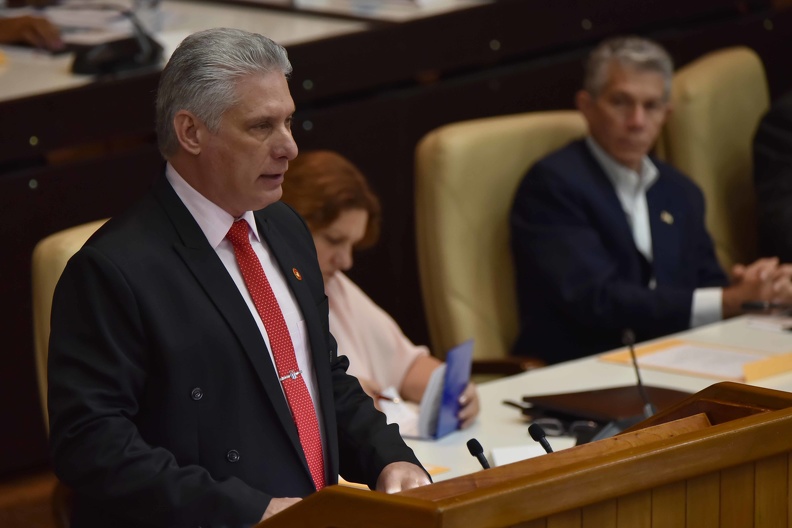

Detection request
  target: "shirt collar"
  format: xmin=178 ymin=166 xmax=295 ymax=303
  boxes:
xmin=165 ymin=163 xmax=261 ymax=248
xmin=585 ymin=136 xmax=659 ymax=195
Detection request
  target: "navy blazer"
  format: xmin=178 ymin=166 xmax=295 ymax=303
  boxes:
xmin=48 ymin=177 xmax=419 ymax=527
xmin=510 ymin=140 xmax=727 ymax=364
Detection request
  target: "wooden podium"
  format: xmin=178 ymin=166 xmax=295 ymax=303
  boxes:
xmin=256 ymin=382 xmax=792 ymax=527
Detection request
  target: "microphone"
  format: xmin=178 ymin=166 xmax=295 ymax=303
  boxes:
xmin=590 ymin=329 xmax=655 ymax=442
xmin=66 ymin=4 xmax=164 ymax=75
xmin=466 ymin=438 xmax=490 ymax=469
xmin=528 ymin=423 xmax=554 ymax=453
xmin=623 ymin=328 xmax=656 ymax=418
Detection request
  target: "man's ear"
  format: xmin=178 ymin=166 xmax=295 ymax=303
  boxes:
xmin=664 ymin=101 xmax=674 ymax=119
xmin=575 ymin=89 xmax=592 ymax=115
xmin=173 ymin=110 xmax=204 ymax=155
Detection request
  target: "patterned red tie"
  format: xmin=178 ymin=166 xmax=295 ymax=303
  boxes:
xmin=226 ymin=220 xmax=326 ymax=490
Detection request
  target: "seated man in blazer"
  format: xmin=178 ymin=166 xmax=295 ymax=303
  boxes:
xmin=47 ymin=28 xmax=429 ymax=527
xmin=510 ymin=36 xmax=792 ymax=364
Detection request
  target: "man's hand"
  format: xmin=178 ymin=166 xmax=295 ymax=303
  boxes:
xmin=0 ymin=16 xmax=64 ymax=51
xmin=375 ymin=461 xmax=431 ymax=494
xmin=724 ymin=257 xmax=790 ymax=318
xmin=260 ymin=497 xmax=301 ymax=521
xmin=768 ymin=263 xmax=792 ymax=302
xmin=457 ymin=382 xmax=480 ymax=429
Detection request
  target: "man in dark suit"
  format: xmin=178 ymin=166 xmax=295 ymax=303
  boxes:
xmin=754 ymin=91 xmax=792 ymax=263
xmin=48 ymin=28 xmax=429 ymax=527
xmin=510 ymin=36 xmax=792 ymax=364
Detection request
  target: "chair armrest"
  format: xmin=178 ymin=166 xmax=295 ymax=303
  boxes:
xmin=471 ymin=357 xmax=545 ymax=376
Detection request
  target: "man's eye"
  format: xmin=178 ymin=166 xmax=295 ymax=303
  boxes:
xmin=644 ymin=101 xmax=663 ymax=112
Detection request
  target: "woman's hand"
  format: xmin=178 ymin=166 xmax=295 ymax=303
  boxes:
xmin=457 ymin=382 xmax=480 ymax=429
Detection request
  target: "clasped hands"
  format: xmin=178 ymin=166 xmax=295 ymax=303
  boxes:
xmin=723 ymin=257 xmax=792 ymax=318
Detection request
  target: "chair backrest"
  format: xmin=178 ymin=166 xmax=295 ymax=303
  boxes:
xmin=661 ymin=46 xmax=769 ymax=271
xmin=415 ymin=111 xmax=587 ymax=360
xmin=32 ymin=219 xmax=108 ymax=432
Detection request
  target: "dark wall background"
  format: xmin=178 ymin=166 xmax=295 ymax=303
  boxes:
xmin=2 ymin=0 xmax=792 ymax=476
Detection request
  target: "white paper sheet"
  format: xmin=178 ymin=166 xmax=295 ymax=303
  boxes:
xmin=637 ymin=343 xmax=765 ymax=380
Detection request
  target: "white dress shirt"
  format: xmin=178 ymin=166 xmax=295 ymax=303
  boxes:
xmin=585 ymin=138 xmax=722 ymax=327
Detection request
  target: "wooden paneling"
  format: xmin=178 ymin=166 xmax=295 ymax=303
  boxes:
xmin=512 ymin=519 xmax=546 ymax=528
xmin=582 ymin=500 xmax=616 ymax=527
xmin=616 ymin=491 xmax=651 ymax=528
xmin=687 ymin=473 xmax=721 ymax=527
xmin=546 ymin=510 xmax=581 ymax=528
xmin=652 ymin=482 xmax=687 ymax=528
xmin=755 ymin=454 xmax=789 ymax=526
xmin=721 ymin=463 xmax=755 ymax=528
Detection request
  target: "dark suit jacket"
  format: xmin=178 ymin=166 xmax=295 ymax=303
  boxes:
xmin=754 ymin=91 xmax=792 ymax=263
xmin=510 ymin=140 xmax=727 ymax=364
xmin=48 ymin=177 xmax=420 ymax=527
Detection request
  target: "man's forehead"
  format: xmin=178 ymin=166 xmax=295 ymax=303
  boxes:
xmin=600 ymin=65 xmax=666 ymax=96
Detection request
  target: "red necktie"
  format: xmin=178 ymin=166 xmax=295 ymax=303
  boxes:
xmin=226 ymin=220 xmax=326 ymax=490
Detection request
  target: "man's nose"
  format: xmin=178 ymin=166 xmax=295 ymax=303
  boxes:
xmin=274 ymin=129 xmax=298 ymax=160
xmin=626 ymin=104 xmax=647 ymax=127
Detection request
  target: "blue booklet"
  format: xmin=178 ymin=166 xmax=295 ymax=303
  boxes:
xmin=432 ymin=339 xmax=474 ymax=438
xmin=379 ymin=339 xmax=473 ymax=439
xmin=412 ymin=339 xmax=473 ymax=439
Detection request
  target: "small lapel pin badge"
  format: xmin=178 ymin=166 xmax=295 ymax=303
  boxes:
xmin=660 ymin=211 xmax=674 ymax=225
xmin=292 ymin=268 xmax=302 ymax=281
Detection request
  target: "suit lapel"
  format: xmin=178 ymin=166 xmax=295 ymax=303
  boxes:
xmin=153 ymin=179 xmax=306 ymax=469
xmin=647 ymin=175 xmax=682 ymax=283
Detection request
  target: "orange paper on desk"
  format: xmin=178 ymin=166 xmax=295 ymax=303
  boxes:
xmin=600 ymin=338 xmax=792 ymax=381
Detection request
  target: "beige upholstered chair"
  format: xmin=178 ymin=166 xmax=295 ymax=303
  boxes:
xmin=661 ymin=46 xmax=769 ymax=272
xmin=415 ymin=111 xmax=587 ymax=372
xmin=32 ymin=219 xmax=108 ymax=433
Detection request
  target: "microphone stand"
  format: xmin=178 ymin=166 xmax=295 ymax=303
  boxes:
xmin=590 ymin=329 xmax=656 ymax=442
xmin=65 ymin=3 xmax=164 ymax=75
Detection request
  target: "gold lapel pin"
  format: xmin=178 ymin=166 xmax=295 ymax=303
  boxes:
xmin=292 ymin=268 xmax=302 ymax=281
xmin=661 ymin=211 xmax=674 ymax=225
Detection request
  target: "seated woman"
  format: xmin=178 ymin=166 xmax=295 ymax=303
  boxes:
xmin=282 ymin=150 xmax=479 ymax=429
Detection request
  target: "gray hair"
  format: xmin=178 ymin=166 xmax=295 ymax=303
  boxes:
xmin=156 ymin=28 xmax=292 ymax=158
xmin=583 ymin=36 xmax=674 ymax=100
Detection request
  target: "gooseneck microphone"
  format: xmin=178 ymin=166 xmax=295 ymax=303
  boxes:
xmin=466 ymin=438 xmax=491 ymax=469
xmin=590 ymin=329 xmax=657 ymax=442
xmin=623 ymin=328 xmax=656 ymax=418
xmin=64 ymin=3 xmax=164 ymax=75
xmin=528 ymin=423 xmax=554 ymax=453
